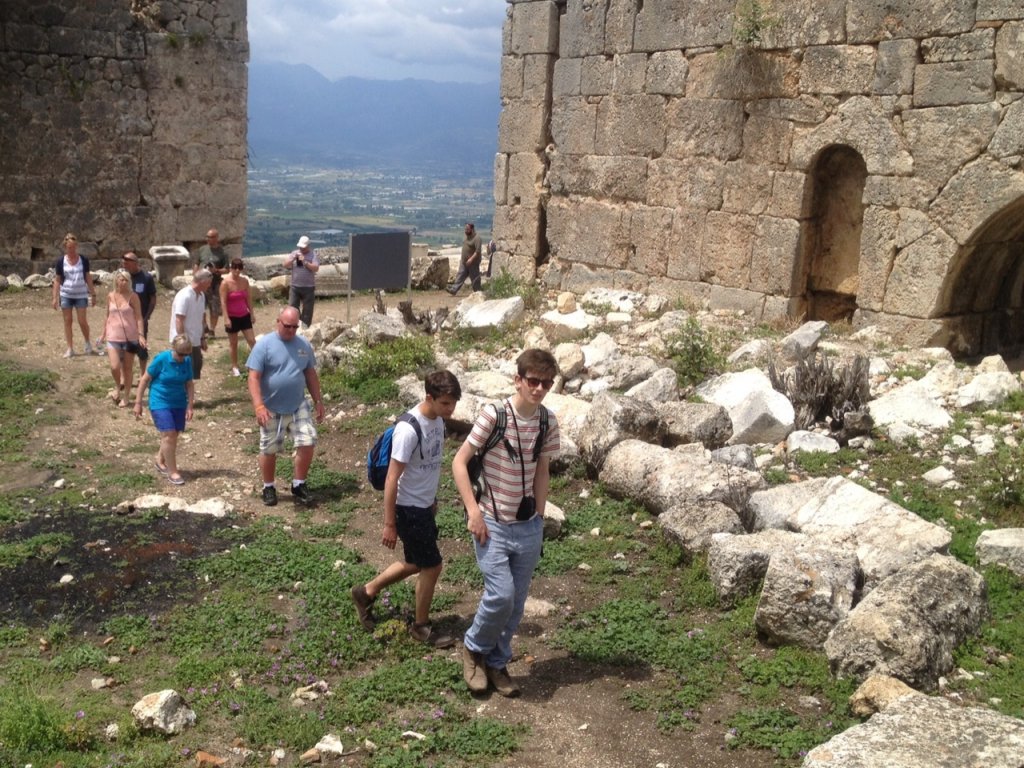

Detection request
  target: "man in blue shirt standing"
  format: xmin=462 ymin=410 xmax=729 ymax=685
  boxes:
xmin=246 ymin=306 xmax=326 ymax=506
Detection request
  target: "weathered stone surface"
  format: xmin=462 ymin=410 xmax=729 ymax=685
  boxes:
xmin=800 ymin=45 xmax=876 ymax=95
xmin=786 ymin=430 xmax=841 ymax=455
xmin=665 ymin=98 xmax=744 ymax=160
xmin=659 ymin=498 xmax=744 ymax=555
xmin=633 ymin=0 xmax=733 ymax=50
xmin=624 ymin=367 xmax=679 ymax=403
xmin=873 ymin=39 xmax=918 ymax=94
xmin=825 ymin=554 xmax=987 ymax=690
xmin=780 ymin=320 xmax=829 ymax=364
xmin=903 ymin=103 xmax=1001 ymax=198
xmin=913 ymin=60 xmax=995 ymax=107
xmin=921 ymin=29 xmax=995 ymax=63
xmin=791 ymin=97 xmax=912 ymax=175
xmin=509 ymin=0 xmax=558 ymax=55
xmin=848 ymin=674 xmax=920 ymax=717
xmin=707 ymin=530 xmax=810 ymax=605
xmin=804 ymin=693 xmax=1024 ymax=767
xmin=755 ymin=546 xmax=860 ymax=648
xmin=847 ymin=0 xmax=975 ymax=43
xmin=658 ymin=401 xmax=733 ymax=449
xmin=976 ymin=528 xmax=1024 ymax=577
xmin=696 ymin=368 xmax=795 ymax=445
xmin=646 ymin=49 xmax=688 ymax=95
xmin=579 ymin=392 xmax=666 ymax=469
xmin=601 ymin=439 xmax=765 ymax=516
xmin=995 ymin=21 xmax=1024 ymax=89
xmin=131 ymin=690 xmax=196 ymax=735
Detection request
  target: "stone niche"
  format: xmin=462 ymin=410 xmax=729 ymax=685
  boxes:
xmin=0 ymin=0 xmax=248 ymax=275
xmin=495 ymin=0 xmax=1024 ymax=357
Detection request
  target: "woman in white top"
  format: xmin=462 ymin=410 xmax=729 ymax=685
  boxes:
xmin=50 ymin=233 xmax=98 ymax=358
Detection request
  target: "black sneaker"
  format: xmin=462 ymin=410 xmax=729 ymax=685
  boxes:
xmin=291 ymin=482 xmax=314 ymax=505
xmin=261 ymin=486 xmax=278 ymax=506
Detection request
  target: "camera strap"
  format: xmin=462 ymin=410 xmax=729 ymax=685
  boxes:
xmin=506 ymin=403 xmax=528 ymax=501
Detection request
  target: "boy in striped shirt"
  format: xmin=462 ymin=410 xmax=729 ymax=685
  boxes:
xmin=453 ymin=349 xmax=560 ymax=697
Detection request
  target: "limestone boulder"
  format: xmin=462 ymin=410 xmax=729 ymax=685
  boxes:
xmin=624 ymin=367 xmax=679 ymax=403
xmin=578 ymin=392 xmax=666 ymax=470
xmin=803 ymin=692 xmax=1024 ymax=768
xmin=696 ymin=368 xmax=795 ymax=445
xmin=554 ymin=342 xmax=585 ymax=378
xmin=131 ymin=690 xmax=196 ymax=735
xmin=848 ymin=674 xmax=919 ymax=717
xmin=357 ymin=312 xmax=409 ymax=345
xmin=601 ymin=439 xmax=765 ymax=517
xmin=658 ymin=401 xmax=733 ymax=449
xmin=539 ymin=307 xmax=596 ymax=341
xmin=707 ymin=530 xmax=810 ymax=605
xmin=976 ymin=528 xmax=1024 ymax=577
xmin=754 ymin=545 xmax=861 ymax=649
xmin=658 ymin=499 xmax=744 ymax=555
xmin=459 ymin=297 xmax=527 ymax=336
xmin=824 ymin=554 xmax=988 ymax=690
xmin=955 ymin=371 xmax=1021 ymax=409
xmin=779 ymin=320 xmax=829 ymax=364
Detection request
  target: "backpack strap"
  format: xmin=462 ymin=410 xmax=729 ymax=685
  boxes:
xmin=396 ymin=412 xmax=424 ymax=460
xmin=477 ymin=402 xmax=507 ymax=461
xmin=531 ymin=405 xmax=549 ymax=462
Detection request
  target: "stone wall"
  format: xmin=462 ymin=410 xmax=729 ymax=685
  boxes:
xmin=0 ymin=0 xmax=248 ymax=273
xmin=494 ymin=0 xmax=1024 ymax=355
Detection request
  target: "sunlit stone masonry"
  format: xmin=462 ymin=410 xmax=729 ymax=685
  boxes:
xmin=493 ymin=0 xmax=1024 ymax=356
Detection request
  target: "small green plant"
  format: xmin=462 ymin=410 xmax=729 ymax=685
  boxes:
xmin=664 ymin=316 xmax=725 ymax=388
xmin=322 ymin=336 xmax=434 ymax=403
xmin=166 ymin=31 xmax=181 ymax=48
xmin=485 ymin=268 xmax=541 ymax=310
xmin=733 ymin=0 xmax=779 ymax=48
xmin=188 ymin=31 xmax=207 ymax=47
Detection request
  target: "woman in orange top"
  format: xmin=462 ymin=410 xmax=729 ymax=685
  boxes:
xmin=104 ymin=269 xmax=147 ymax=407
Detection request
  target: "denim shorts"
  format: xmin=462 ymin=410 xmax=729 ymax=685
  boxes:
xmin=107 ymin=341 xmax=134 ymax=353
xmin=395 ymin=504 xmax=442 ymax=569
xmin=151 ymin=408 xmax=187 ymax=432
xmin=59 ymin=296 xmax=88 ymax=309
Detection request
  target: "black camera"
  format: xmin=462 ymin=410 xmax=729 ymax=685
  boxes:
xmin=516 ymin=496 xmax=536 ymax=521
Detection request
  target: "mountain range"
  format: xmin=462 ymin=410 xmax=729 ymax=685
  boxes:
xmin=247 ymin=61 xmax=501 ymax=174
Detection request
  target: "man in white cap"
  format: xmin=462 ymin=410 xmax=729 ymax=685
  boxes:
xmin=285 ymin=235 xmax=320 ymax=327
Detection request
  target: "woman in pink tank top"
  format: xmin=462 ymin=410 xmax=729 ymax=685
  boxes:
xmin=104 ymin=269 xmax=146 ymax=407
xmin=219 ymin=258 xmax=257 ymax=377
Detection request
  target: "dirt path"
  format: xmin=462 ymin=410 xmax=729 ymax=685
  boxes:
xmin=0 ymin=283 xmax=778 ymax=768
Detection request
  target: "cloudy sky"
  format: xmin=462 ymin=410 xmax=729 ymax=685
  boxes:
xmin=248 ymin=0 xmax=507 ymax=83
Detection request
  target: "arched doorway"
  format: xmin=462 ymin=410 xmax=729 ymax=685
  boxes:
xmin=937 ymin=196 xmax=1024 ymax=358
xmin=801 ymin=145 xmax=868 ymax=322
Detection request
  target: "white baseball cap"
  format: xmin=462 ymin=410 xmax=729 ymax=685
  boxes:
xmin=296 ymin=236 xmax=311 ymax=248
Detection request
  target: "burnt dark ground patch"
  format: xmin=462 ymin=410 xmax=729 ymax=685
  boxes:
xmin=0 ymin=507 xmax=238 ymax=632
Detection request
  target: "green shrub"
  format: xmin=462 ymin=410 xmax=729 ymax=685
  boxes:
xmin=664 ymin=317 xmax=725 ymax=388
xmin=323 ymin=336 xmax=434 ymax=403
xmin=485 ymin=268 xmax=541 ymax=310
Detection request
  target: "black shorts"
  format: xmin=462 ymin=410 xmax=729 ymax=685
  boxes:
xmin=226 ymin=313 xmax=253 ymax=333
xmin=395 ymin=504 xmax=442 ymax=569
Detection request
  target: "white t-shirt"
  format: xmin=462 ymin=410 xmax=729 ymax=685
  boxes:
xmin=391 ymin=407 xmax=444 ymax=508
xmin=169 ymin=285 xmax=206 ymax=345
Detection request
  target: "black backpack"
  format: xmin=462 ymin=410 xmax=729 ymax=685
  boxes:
xmin=467 ymin=402 xmax=549 ymax=502
xmin=366 ymin=413 xmax=423 ymax=491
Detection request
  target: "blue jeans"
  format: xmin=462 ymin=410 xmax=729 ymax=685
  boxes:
xmin=464 ymin=514 xmax=543 ymax=669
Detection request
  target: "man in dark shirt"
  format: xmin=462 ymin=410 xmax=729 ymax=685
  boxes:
xmin=121 ymin=251 xmax=157 ymax=374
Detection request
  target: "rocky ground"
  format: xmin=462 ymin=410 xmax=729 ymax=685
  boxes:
xmin=0 ymin=283 xmax=783 ymax=768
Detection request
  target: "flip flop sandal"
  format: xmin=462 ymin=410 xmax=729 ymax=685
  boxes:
xmin=154 ymin=462 xmax=169 ymax=475
xmin=167 ymin=475 xmax=185 ymax=486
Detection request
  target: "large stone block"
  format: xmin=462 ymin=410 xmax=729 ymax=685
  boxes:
xmin=546 ymin=198 xmax=631 ymax=269
xmin=550 ymin=96 xmax=597 ymax=154
xmin=979 ymin=0 xmax=1024 ymax=20
xmin=882 ymin=229 xmax=957 ymax=318
xmin=873 ymin=39 xmax=918 ymax=95
xmin=742 ymin=115 xmax=793 ymax=167
xmin=666 ymin=204 xmax=706 ymax=282
xmin=750 ymin=216 xmax=800 ymax=296
xmin=688 ymin=50 xmax=798 ymax=100
xmin=913 ymin=60 xmax=995 ymax=107
xmin=510 ymin=0 xmax=559 ymax=55
xmin=522 ymin=54 xmax=555 ymax=101
xmin=614 ymin=53 xmax=648 ymax=94
xmin=493 ymin=153 xmax=509 ymax=206
xmin=722 ymin=162 xmax=773 ymax=216
xmin=847 ymin=0 xmax=975 ymax=43
xmin=595 ymin=95 xmax=667 ymax=156
xmin=552 ymin=57 xmax=581 ymax=97
xmin=990 ymin=99 xmax=1024 ymax=159
xmin=559 ymin=0 xmax=606 ymax=57
xmin=581 ymin=55 xmax=614 ymax=95
xmin=800 ymin=45 xmax=876 ymax=95
xmin=701 ymin=212 xmax=755 ymax=288
xmin=995 ymin=21 xmax=1024 ymax=89
xmin=646 ymin=50 xmax=688 ymax=95
xmin=548 ymin=154 xmax=648 ymax=201
xmin=921 ymin=29 xmax=995 ymax=63
xmin=903 ymin=103 xmax=1001 ymax=198
xmin=791 ymin=96 xmax=912 ymax=176
xmin=633 ymin=0 xmax=733 ymax=50
xmin=664 ymin=98 xmax=744 ymax=160
xmin=857 ymin=206 xmax=899 ymax=312
xmin=499 ymin=99 xmax=550 ymax=153
xmin=930 ymin=157 xmax=1024 ymax=245
xmin=752 ymin=0 xmax=845 ymax=48
xmin=628 ymin=206 xmax=673 ymax=278
xmin=767 ymin=171 xmax=808 ymax=219
xmin=493 ymin=203 xmax=543 ymax=258
xmin=648 ymin=157 xmax=724 ymax=210
xmin=506 ymin=152 xmax=546 ymax=206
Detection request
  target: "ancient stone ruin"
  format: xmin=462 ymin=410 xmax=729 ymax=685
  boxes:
xmin=0 ymin=0 xmax=248 ymax=272
xmin=493 ymin=0 xmax=1024 ymax=357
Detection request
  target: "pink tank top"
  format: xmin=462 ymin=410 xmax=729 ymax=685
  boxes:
xmin=226 ymin=289 xmax=249 ymax=318
xmin=105 ymin=298 xmax=139 ymax=342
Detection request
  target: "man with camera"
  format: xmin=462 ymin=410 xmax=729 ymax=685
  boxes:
xmin=285 ymin=235 xmax=320 ymax=328
xmin=194 ymin=228 xmax=228 ymax=337
xmin=452 ymin=348 xmax=561 ymax=697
